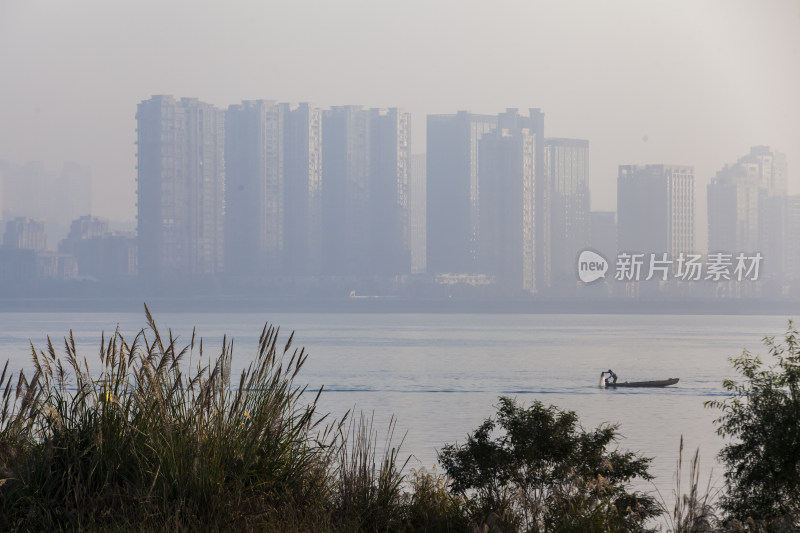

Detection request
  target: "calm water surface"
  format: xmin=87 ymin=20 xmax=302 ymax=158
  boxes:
xmin=0 ymin=311 xmax=791 ymax=500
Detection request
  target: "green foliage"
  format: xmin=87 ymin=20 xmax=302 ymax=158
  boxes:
xmin=403 ymin=467 xmax=471 ymax=532
xmin=333 ymin=412 xmax=409 ymax=531
xmin=0 ymin=307 xmax=347 ymax=530
xmin=706 ymin=321 xmax=800 ymax=527
xmin=0 ymin=306 xmax=479 ymax=531
xmin=438 ymin=396 xmax=660 ymax=532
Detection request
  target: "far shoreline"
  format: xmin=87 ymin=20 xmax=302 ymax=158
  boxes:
xmin=0 ymin=296 xmax=798 ymax=316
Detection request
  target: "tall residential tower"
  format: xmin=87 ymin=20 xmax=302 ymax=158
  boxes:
xmin=617 ymin=164 xmax=695 ymax=257
xmin=136 ymin=95 xmax=225 ymax=279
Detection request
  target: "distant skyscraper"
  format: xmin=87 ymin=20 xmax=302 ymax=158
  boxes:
xmin=478 ymin=126 xmax=536 ymax=294
xmin=408 ymin=154 xmax=426 ymax=274
xmin=707 ymin=164 xmax=759 ymax=253
xmin=59 ymin=215 xmax=109 ymax=254
xmin=3 ymin=217 xmax=47 ymax=250
xmin=617 ymin=165 xmax=695 ymax=257
xmin=426 ymin=111 xmax=497 ymax=274
xmin=740 ymin=145 xmax=788 ymax=198
xmin=136 ymin=95 xmax=225 ymax=279
xmin=283 ymin=103 xmax=323 ymax=275
xmin=760 ymin=194 xmax=786 ymax=279
xmin=369 ymin=108 xmax=410 ymax=275
xmin=546 ymin=138 xmax=590 ymax=285
xmin=750 ymin=147 xmax=789 ymax=280
xmin=225 ymin=100 xmax=285 ymax=276
xmin=497 ymin=109 xmax=548 ymax=289
xmin=321 ymin=106 xmax=411 ymax=276
xmin=708 ymin=146 xmax=789 ymax=281
xmin=322 ymin=106 xmax=371 ymax=275
xmin=60 ymin=216 xmax=137 ymax=281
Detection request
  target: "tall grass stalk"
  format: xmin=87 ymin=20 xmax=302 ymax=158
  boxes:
xmin=657 ymin=436 xmax=719 ymax=533
xmin=0 ymin=305 xmax=341 ymax=530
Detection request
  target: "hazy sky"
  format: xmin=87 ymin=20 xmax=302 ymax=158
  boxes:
xmin=1 ymin=0 xmax=799 ymax=243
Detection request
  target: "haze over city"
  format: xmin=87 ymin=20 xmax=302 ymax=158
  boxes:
xmin=2 ymin=0 xmax=799 ymax=232
xmin=0 ymin=0 xmax=799 ymax=308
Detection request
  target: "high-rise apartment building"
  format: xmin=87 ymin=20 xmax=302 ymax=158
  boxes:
xmin=426 ymin=111 xmax=497 ymax=274
xmin=3 ymin=217 xmax=47 ymax=250
xmin=426 ymin=108 xmax=548 ymax=291
xmin=477 ymin=126 xmax=537 ymax=294
xmin=321 ymin=106 xmax=411 ymax=276
xmin=136 ymin=95 xmax=225 ymax=279
xmin=708 ymin=146 xmax=789 ymax=281
xmin=741 ymin=145 xmax=788 ymax=198
xmin=617 ymin=165 xmax=695 ymax=257
xmin=283 ymin=103 xmax=323 ymax=275
xmin=497 ymin=109 xmax=548 ymax=289
xmin=369 ymin=108 xmax=410 ymax=275
xmin=322 ymin=106 xmax=372 ymax=275
xmin=546 ymin=138 xmax=590 ymax=285
xmin=408 ymin=154 xmax=426 ymax=274
xmin=60 ymin=215 xmax=137 ymax=281
xmin=707 ymin=164 xmax=759 ymax=253
xmin=225 ymin=100 xmax=284 ymax=276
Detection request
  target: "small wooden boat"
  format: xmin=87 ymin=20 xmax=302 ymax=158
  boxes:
xmin=608 ymin=378 xmax=679 ymax=388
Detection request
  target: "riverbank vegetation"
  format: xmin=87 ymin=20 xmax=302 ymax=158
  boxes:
xmin=1 ymin=309 xmax=798 ymax=531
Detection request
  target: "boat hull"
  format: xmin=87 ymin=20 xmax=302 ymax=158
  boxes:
xmin=609 ymin=378 xmax=679 ymax=388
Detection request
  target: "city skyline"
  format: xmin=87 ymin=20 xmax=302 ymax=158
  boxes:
xmin=2 ymin=1 xmax=798 ymax=255
xmin=1 ymin=94 xmax=794 ymax=259
xmin=0 ymin=94 xmax=796 ymax=301
xmin=2 ymin=97 xmax=794 ymax=277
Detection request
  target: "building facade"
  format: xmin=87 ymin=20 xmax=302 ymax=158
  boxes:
xmin=322 ymin=106 xmax=372 ymax=276
xmin=477 ymin=126 xmax=537 ymax=294
xmin=408 ymin=154 xmax=426 ymax=274
xmin=283 ymin=103 xmax=323 ymax=276
xmin=426 ymin=111 xmax=497 ymax=274
xmin=708 ymin=146 xmax=789 ymax=282
xmin=707 ymin=165 xmax=759 ymax=253
xmin=617 ymin=164 xmax=695 ymax=257
xmin=3 ymin=217 xmax=47 ymax=250
xmin=225 ymin=100 xmax=284 ymax=276
xmin=546 ymin=138 xmax=590 ymax=286
xmin=369 ymin=108 xmax=410 ymax=275
xmin=137 ymin=95 xmax=225 ymax=279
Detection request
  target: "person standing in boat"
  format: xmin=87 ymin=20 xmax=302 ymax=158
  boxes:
xmin=601 ymin=369 xmax=618 ymax=386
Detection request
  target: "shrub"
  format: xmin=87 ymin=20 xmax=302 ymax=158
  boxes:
xmin=438 ymin=396 xmax=660 ymax=532
xmin=706 ymin=321 xmax=800 ymax=528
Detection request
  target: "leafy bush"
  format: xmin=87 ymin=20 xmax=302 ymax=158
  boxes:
xmin=438 ymin=397 xmax=660 ymax=532
xmin=706 ymin=321 xmax=800 ymax=528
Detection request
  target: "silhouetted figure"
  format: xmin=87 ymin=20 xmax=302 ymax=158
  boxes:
xmin=600 ymin=369 xmax=618 ymax=386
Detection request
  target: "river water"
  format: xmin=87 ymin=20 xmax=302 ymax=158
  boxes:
xmin=0 ymin=310 xmax=791 ymax=502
